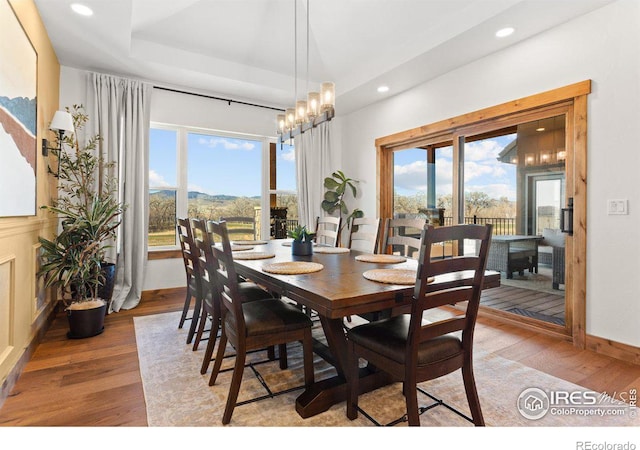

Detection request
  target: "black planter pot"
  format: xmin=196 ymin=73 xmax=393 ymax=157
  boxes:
xmin=66 ymin=301 xmax=107 ymax=339
xmin=99 ymin=262 xmax=116 ymax=313
xmin=71 ymin=262 xmax=116 ymax=315
xmin=291 ymin=241 xmax=313 ymax=256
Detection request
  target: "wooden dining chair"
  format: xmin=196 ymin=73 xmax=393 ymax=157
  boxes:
xmin=348 ymin=217 xmax=381 ymax=254
xmin=315 ymin=216 xmax=342 ymax=247
xmin=177 ymin=217 xmax=203 ymax=345
xmin=208 ymin=220 xmax=315 ymax=424
xmin=381 ymin=217 xmax=426 ymax=258
xmin=220 ymin=216 xmax=256 ymax=241
xmin=346 ymin=224 xmax=493 ymax=426
xmin=191 ymin=219 xmax=272 ymax=373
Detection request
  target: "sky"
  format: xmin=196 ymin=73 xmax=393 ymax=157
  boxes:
xmin=393 ymin=134 xmax=518 ymax=201
xmin=149 ymin=129 xmax=296 ymax=197
xmin=150 ymin=129 xmax=557 ymax=209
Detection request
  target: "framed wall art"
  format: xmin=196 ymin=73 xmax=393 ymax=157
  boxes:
xmin=0 ymin=0 xmax=38 ymax=217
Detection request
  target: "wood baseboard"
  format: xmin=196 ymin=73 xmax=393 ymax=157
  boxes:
xmin=465 ymin=306 xmax=640 ymax=365
xmin=477 ymin=305 xmax=571 ymax=341
xmin=586 ymin=334 xmax=640 ymax=365
xmin=0 ymin=304 xmax=59 ymax=408
xmin=141 ymin=286 xmax=186 ymax=300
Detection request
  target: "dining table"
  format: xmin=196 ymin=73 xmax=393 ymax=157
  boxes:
xmin=231 ymin=239 xmax=501 ymax=419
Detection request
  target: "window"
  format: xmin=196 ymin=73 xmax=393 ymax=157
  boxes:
xmin=269 ymin=142 xmax=299 ymax=237
xmin=186 ymin=132 xmax=262 ymax=224
xmin=393 ymin=145 xmax=453 ymax=224
xmin=148 ymin=125 xmax=275 ymax=248
xmin=148 ymin=127 xmax=178 ymax=247
xmin=462 ymin=131 xmax=518 ymax=235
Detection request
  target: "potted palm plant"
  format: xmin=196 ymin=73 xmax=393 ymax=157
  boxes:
xmin=321 ymin=170 xmax=364 ymax=239
xmin=38 ymin=105 xmax=124 ymax=339
xmin=287 ymin=224 xmax=315 ymax=256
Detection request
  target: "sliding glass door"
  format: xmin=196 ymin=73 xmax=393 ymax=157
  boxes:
xmin=458 ymin=115 xmax=567 ymax=326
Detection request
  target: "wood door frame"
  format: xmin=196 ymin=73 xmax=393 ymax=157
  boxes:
xmin=376 ymin=80 xmax=590 ymax=348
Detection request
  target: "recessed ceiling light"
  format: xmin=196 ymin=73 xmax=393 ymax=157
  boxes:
xmin=71 ymin=3 xmax=94 ymax=16
xmin=495 ymin=27 xmax=514 ymax=38
xmin=536 ymin=127 xmax=545 ymax=132
xmin=377 ymin=85 xmax=389 ymax=93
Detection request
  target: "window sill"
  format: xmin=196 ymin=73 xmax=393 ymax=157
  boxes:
xmin=148 ymin=249 xmax=181 ymax=260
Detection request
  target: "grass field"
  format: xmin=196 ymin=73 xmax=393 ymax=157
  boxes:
xmin=149 ymin=223 xmax=257 ymax=248
xmin=149 ymin=230 xmax=176 ymax=247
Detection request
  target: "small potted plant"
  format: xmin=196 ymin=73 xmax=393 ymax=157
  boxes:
xmin=288 ymin=225 xmax=315 ymax=256
xmin=38 ymin=105 xmax=124 ymax=338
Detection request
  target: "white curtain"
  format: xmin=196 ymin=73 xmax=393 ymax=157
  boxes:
xmin=87 ymin=72 xmax=152 ymax=312
xmin=294 ymin=121 xmax=334 ymax=230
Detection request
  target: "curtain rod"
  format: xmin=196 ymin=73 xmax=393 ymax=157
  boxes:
xmin=153 ymin=86 xmax=285 ymax=112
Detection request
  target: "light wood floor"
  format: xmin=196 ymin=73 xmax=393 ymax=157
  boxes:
xmin=1 ymin=287 xmax=639 ymax=426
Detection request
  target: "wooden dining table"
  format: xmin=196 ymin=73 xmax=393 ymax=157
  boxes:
xmin=231 ymin=239 xmax=500 ymax=419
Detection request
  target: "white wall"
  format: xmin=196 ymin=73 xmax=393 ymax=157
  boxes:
xmin=340 ymin=0 xmax=640 ymax=346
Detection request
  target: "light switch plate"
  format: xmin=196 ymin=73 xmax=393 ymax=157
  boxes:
xmin=607 ymin=199 xmax=628 ymax=215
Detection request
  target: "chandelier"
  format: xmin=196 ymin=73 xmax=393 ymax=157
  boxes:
xmin=277 ymin=0 xmax=335 ymax=144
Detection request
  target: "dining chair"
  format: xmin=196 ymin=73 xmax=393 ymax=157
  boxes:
xmin=315 ymin=215 xmax=342 ymax=247
xmin=207 ymin=220 xmax=315 ymax=424
xmin=220 ymin=216 xmax=256 ymax=241
xmin=346 ymin=224 xmax=493 ymax=426
xmin=191 ymin=219 xmax=272 ymax=373
xmin=177 ymin=217 xmax=203 ymax=345
xmin=348 ymin=217 xmax=381 ymax=254
xmin=381 ymin=217 xmax=426 ymax=258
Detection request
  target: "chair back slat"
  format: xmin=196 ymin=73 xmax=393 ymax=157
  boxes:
xmin=220 ymin=216 xmax=256 ymax=241
xmin=192 ymin=219 xmax=219 ymax=311
xmin=382 ymin=217 xmax=426 ymax=258
xmin=348 ymin=217 xmax=381 ymax=253
xmin=315 ymin=216 xmax=342 ymax=247
xmin=418 ymin=317 xmax=468 ymax=342
xmin=177 ymin=217 xmax=199 ymax=280
xmin=427 ymin=256 xmax=483 ymax=277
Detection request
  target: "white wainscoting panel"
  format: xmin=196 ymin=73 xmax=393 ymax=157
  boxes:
xmin=0 ymin=255 xmax=15 ymax=365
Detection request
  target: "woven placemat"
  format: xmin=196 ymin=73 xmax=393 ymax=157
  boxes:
xmin=233 ymin=240 xmax=268 ymax=245
xmin=231 ymin=245 xmax=253 ymax=251
xmin=313 ymin=247 xmax=350 ymax=254
xmin=363 ymin=269 xmax=417 ymax=285
xmin=214 ymin=244 xmax=254 ymax=251
xmin=355 ymin=254 xmax=407 ymax=264
xmin=232 ymin=252 xmax=276 ymax=260
xmin=262 ymin=261 xmax=324 ymax=275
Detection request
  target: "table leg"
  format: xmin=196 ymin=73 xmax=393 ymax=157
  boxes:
xmin=294 ymin=316 xmax=393 ymax=419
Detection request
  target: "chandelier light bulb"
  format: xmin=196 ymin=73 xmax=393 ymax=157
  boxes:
xmin=277 ymin=114 xmax=286 ymax=134
xmin=285 ymin=108 xmax=296 ymax=130
xmin=307 ymin=92 xmax=320 ymax=118
xmin=295 ymin=100 xmax=308 ymax=125
xmin=321 ymin=82 xmax=335 ymax=112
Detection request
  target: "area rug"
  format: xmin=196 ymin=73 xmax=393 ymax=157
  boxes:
xmin=134 ymin=311 xmax=639 ymax=427
xmin=500 ymin=266 xmax=563 ymax=295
